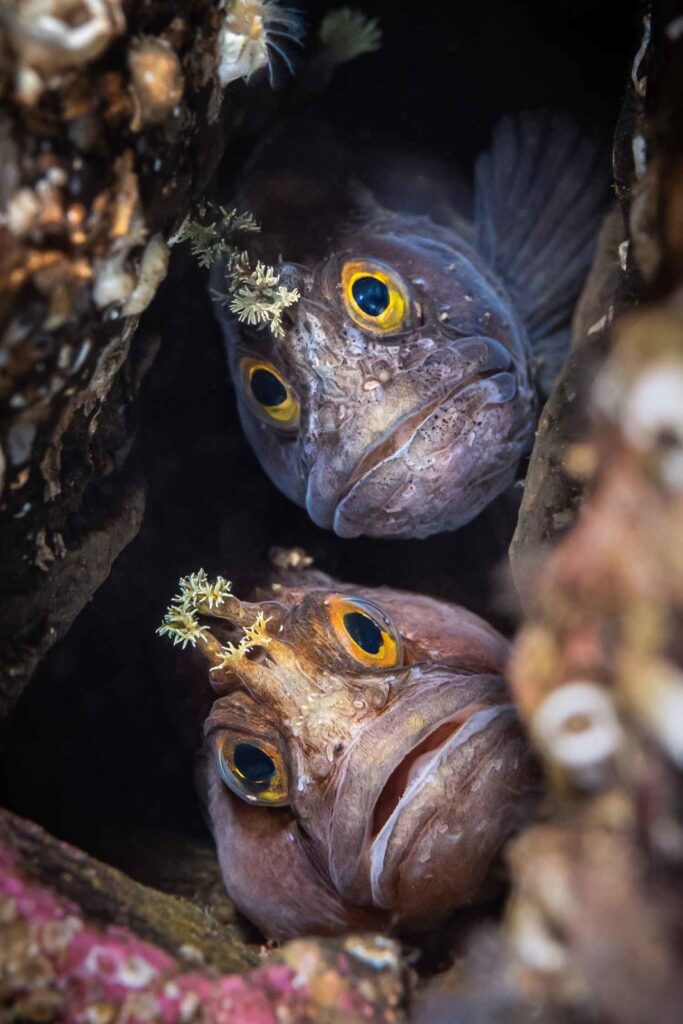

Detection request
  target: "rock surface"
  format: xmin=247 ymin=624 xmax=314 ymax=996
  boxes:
xmin=0 ymin=0 xmax=236 ymax=717
xmin=0 ymin=811 xmax=407 ymax=1023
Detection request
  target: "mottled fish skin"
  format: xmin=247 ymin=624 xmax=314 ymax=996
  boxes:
xmin=213 ymin=126 xmax=535 ymax=538
xmin=212 ymin=117 xmax=604 ymax=538
xmin=188 ymin=568 xmax=535 ymax=940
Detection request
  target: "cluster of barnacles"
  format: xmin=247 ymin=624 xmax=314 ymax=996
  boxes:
xmin=175 ymin=203 xmax=300 ymax=338
xmin=156 ymin=570 xmax=271 ymax=667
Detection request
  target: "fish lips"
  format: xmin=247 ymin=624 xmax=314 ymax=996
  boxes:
xmin=325 ymin=671 xmax=527 ymax=917
xmin=367 ymin=704 xmax=529 ymax=928
xmin=305 ymin=337 xmax=529 ymax=539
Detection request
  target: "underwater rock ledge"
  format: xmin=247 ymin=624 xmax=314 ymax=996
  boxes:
xmin=0 ymin=809 xmax=407 ymax=1023
xmin=0 ymin=0 xmax=241 ymax=718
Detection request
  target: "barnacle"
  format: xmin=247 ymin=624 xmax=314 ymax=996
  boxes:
xmin=216 ymin=0 xmax=305 ymax=87
xmin=128 ymin=36 xmax=184 ymax=130
xmin=319 ymin=7 xmax=382 ymax=65
xmin=9 ymin=0 xmax=125 ymax=102
xmin=532 ymin=681 xmax=623 ymax=778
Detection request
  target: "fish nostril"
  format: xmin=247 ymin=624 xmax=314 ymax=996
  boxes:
xmin=278 ymin=264 xmax=303 ymax=290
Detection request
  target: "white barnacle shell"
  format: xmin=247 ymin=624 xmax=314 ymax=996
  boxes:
xmin=511 ymin=902 xmax=568 ymax=974
xmin=11 ymin=0 xmax=125 ymax=77
xmin=623 ymin=660 xmax=683 ymax=767
xmin=623 ymin=362 xmax=683 ymax=490
xmin=532 ymin=681 xmax=623 ymax=777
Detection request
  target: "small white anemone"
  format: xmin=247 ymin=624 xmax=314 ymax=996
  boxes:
xmin=217 ymin=0 xmax=304 ymax=87
xmin=532 ymin=681 xmax=623 ymax=775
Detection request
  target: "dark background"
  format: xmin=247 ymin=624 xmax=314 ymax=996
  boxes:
xmin=0 ymin=0 xmax=639 ymax=874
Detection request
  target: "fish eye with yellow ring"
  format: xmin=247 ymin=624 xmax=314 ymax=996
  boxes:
xmin=341 ymin=260 xmax=410 ymax=335
xmin=215 ymin=733 xmax=289 ymax=806
xmin=240 ymin=357 xmax=300 ymax=429
xmin=325 ymin=594 xmax=403 ymax=669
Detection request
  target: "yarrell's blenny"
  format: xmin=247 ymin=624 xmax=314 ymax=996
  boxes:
xmin=212 ymin=112 xmax=606 ymax=538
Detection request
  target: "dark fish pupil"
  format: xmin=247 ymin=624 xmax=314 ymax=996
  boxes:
xmin=352 ymin=276 xmax=390 ymax=317
xmin=251 ymin=368 xmax=287 ymax=407
xmin=234 ymin=742 xmax=276 ymax=785
xmin=344 ymin=611 xmax=383 ymax=654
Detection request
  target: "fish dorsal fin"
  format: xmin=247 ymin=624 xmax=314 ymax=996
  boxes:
xmin=474 ymin=110 xmax=609 ymax=394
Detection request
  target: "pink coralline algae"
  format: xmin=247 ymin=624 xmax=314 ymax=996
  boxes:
xmin=0 ymin=844 xmax=405 ymax=1023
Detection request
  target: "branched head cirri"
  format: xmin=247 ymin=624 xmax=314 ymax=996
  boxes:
xmin=158 ymin=568 xmax=536 ymax=939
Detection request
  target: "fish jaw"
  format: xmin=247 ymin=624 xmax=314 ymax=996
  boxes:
xmin=304 ymin=349 xmax=534 ymax=539
xmin=201 ymin=753 xmax=386 ymax=941
xmin=367 ymin=704 xmax=530 ymax=929
xmin=324 ymin=669 xmax=534 ymax=923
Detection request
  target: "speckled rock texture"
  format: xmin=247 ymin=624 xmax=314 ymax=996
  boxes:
xmin=0 ymin=0 xmax=236 ymax=717
xmin=412 ymin=5 xmax=683 ymax=1021
xmin=0 ymin=811 xmax=407 ymax=1023
xmin=493 ymin=6 xmax=683 ymax=1023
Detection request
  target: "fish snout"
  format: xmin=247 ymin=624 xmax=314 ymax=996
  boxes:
xmin=366 ymin=704 xmax=530 ymax=926
xmin=325 ymin=674 xmax=531 ymax=923
xmin=305 ymin=335 xmax=532 ymax=538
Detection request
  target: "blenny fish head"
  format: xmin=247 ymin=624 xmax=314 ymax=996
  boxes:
xmin=213 ymin=129 xmax=537 ymax=538
xmin=171 ymin=571 xmax=534 ymax=937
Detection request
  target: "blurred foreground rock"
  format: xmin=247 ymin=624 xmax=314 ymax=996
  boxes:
xmin=0 ymin=809 xmax=407 ymax=1024
xmin=493 ymin=5 xmax=683 ymax=1023
xmin=0 ymin=0 xmax=240 ymax=717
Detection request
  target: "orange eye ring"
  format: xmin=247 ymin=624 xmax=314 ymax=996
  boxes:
xmin=215 ymin=733 xmax=289 ymax=806
xmin=325 ymin=594 xmax=402 ymax=669
xmin=240 ymin=357 xmax=300 ymax=429
xmin=341 ymin=260 xmax=410 ymax=335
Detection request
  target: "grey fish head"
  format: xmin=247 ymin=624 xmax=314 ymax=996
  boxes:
xmin=213 ymin=128 xmax=537 ymax=539
xmin=198 ymin=577 xmax=536 ymax=938
xmin=216 ymin=220 xmax=536 ymax=539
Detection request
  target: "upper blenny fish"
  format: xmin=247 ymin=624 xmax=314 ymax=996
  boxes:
xmin=212 ymin=114 xmax=606 ymax=538
xmin=158 ymin=566 xmax=535 ymax=939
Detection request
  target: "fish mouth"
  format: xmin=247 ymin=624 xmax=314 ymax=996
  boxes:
xmin=368 ymin=703 xmax=515 ymax=907
xmin=335 ymin=343 xmax=516 ymax=510
xmin=370 ymin=703 xmax=489 ymax=837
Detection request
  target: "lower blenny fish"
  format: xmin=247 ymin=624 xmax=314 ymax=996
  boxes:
xmin=158 ymin=567 xmax=535 ymax=938
xmin=212 ymin=113 xmax=606 ymax=539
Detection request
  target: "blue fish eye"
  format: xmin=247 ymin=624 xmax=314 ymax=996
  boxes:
xmin=234 ymin=742 xmax=276 ymax=785
xmin=352 ymin=276 xmax=390 ymax=318
xmin=250 ymin=368 xmax=287 ymax=407
xmin=343 ymin=611 xmax=383 ymax=655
